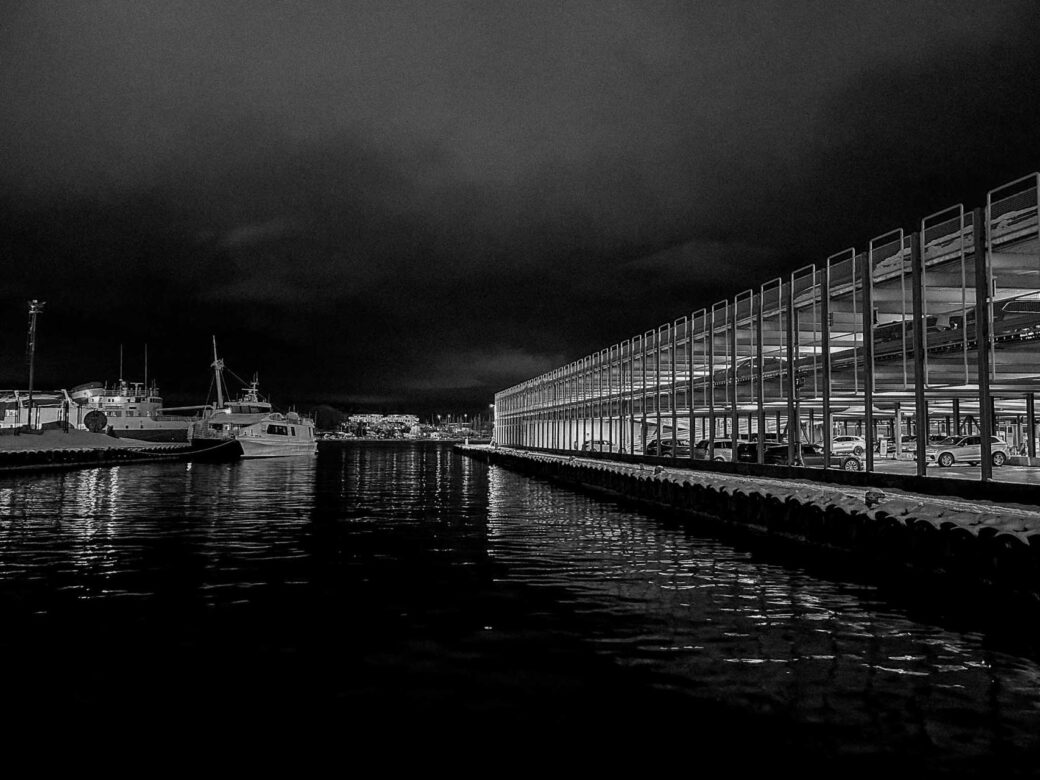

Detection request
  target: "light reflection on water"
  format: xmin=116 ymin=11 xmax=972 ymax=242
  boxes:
xmin=0 ymin=443 xmax=1037 ymax=768
xmin=486 ymin=466 xmax=1040 ymax=764
xmin=0 ymin=458 xmax=318 ymax=603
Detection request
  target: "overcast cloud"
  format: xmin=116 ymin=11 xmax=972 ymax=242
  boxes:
xmin=2 ymin=0 xmax=1038 ymax=412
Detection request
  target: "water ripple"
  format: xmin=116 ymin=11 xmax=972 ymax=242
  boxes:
xmin=0 ymin=442 xmax=1037 ymax=769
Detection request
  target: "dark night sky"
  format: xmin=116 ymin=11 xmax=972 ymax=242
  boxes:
xmin=2 ymin=1 xmax=1039 ymax=414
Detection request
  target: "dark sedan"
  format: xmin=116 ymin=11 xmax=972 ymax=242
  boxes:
xmin=645 ymin=438 xmax=691 ymax=457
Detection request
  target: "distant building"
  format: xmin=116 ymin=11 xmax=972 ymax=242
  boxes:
xmin=0 ymin=389 xmax=73 ymax=429
xmin=345 ymin=413 xmax=421 ymax=437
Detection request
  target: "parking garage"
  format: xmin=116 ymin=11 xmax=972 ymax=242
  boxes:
xmin=494 ymin=172 xmax=1040 ymax=484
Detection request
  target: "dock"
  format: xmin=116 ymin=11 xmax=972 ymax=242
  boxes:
xmin=0 ymin=429 xmax=240 ymax=471
xmin=457 ymin=444 xmax=1040 ymax=618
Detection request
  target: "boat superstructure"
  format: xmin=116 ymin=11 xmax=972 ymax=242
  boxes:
xmin=70 ymin=379 xmax=201 ymax=442
xmin=189 ymin=338 xmax=317 ymax=458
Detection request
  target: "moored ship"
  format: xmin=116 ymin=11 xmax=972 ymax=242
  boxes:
xmin=188 ymin=338 xmax=317 ymax=458
xmin=70 ymin=379 xmax=204 ymax=442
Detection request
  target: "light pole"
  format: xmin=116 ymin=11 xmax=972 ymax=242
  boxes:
xmin=26 ymin=299 xmax=45 ymax=430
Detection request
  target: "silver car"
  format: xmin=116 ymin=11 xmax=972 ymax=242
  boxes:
xmin=830 ymin=435 xmax=866 ymax=455
xmin=927 ymin=435 xmax=1009 ymax=467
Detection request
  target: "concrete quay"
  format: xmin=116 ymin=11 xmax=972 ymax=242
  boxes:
xmin=0 ymin=429 xmax=234 ymax=471
xmin=457 ymin=444 xmax=1040 ymax=619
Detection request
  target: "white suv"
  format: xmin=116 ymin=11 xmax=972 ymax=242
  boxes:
xmin=927 ymin=435 xmax=1010 ymax=467
xmin=831 ymin=435 xmax=866 ymax=455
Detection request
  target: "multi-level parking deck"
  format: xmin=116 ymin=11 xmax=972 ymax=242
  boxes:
xmin=494 ymin=172 xmax=1040 ymax=486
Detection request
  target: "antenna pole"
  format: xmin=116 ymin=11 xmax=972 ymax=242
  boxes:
xmin=212 ymin=336 xmax=225 ymax=408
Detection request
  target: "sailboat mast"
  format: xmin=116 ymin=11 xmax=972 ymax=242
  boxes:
xmin=119 ymin=343 xmax=124 ymax=383
xmin=212 ymin=335 xmax=225 ymax=408
xmin=144 ymin=344 xmax=148 ymax=394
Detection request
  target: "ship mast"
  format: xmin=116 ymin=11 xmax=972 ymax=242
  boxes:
xmin=211 ymin=336 xmax=225 ymax=408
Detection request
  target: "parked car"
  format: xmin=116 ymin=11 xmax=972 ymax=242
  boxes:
xmin=733 ymin=437 xmax=789 ymax=462
xmin=581 ymin=439 xmax=617 ymax=453
xmin=926 ymin=435 xmax=1010 ymax=467
xmin=736 ymin=441 xmax=757 ymax=462
xmin=763 ymin=443 xmax=864 ymax=471
xmin=899 ymin=435 xmax=919 ymax=452
xmin=874 ymin=434 xmax=918 ymax=454
xmin=831 ymin=435 xmax=866 ymax=455
xmin=646 ymin=438 xmax=691 ymax=457
xmin=692 ymin=439 xmax=739 ymax=462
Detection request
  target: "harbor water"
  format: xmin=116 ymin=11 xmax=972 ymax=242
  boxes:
xmin=0 ymin=441 xmax=1038 ymax=771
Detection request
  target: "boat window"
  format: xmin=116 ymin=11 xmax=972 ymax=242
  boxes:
xmin=291 ymin=426 xmax=296 ymax=436
xmin=267 ymin=424 xmax=289 ymax=435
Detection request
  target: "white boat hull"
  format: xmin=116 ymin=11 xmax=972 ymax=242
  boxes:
xmin=238 ymin=437 xmax=317 ymax=458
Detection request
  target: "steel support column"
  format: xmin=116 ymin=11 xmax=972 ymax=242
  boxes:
xmin=974 ymin=207 xmax=993 ymax=481
xmin=1028 ymin=393 xmax=1036 ymax=459
xmin=863 ymin=255 xmax=875 ymax=472
xmin=821 ymin=266 xmax=832 ymax=468
xmin=911 ymin=232 xmax=928 ymax=476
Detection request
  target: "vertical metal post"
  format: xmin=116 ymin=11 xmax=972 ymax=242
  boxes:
xmin=974 ymin=207 xmax=993 ymax=481
xmin=629 ymin=340 xmax=637 ymax=453
xmin=707 ymin=311 xmax=716 ymax=455
xmin=670 ymin=324 xmax=678 ymax=460
xmin=730 ymin=300 xmax=740 ymax=450
xmin=603 ymin=349 xmax=610 ymax=450
xmin=625 ymin=342 xmax=633 ymax=453
xmin=755 ymin=288 xmax=766 ymax=464
xmin=636 ymin=334 xmax=644 ymax=455
xmin=543 ymin=380 xmax=548 ymax=449
xmin=953 ymin=397 xmax=961 ymax=435
xmin=911 ymin=232 xmax=928 ymax=476
xmin=607 ymin=349 xmax=613 ymax=453
xmin=597 ymin=352 xmax=604 ymax=450
xmin=26 ymin=299 xmax=45 ymax=430
xmin=655 ymin=328 xmax=663 ymax=455
xmin=821 ymin=267 xmax=832 ymax=467
xmin=862 ymin=256 xmax=875 ymax=472
xmin=786 ymin=281 xmax=797 ymax=464
xmin=1028 ymin=393 xmax=1036 ymax=459
xmin=687 ymin=317 xmax=695 ymax=462
xmin=617 ymin=350 xmax=625 ymax=453
xmin=555 ymin=374 xmax=560 ymax=449
xmin=583 ymin=357 xmax=590 ymax=449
